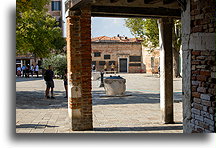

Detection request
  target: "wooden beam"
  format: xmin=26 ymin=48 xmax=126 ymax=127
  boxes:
xmin=110 ymin=0 xmax=119 ymax=3
xmin=127 ymin=0 xmax=136 ymax=3
xmin=91 ymin=5 xmax=181 ymax=18
xmin=163 ymin=0 xmax=176 ymax=4
xmin=144 ymin=0 xmax=161 ymax=4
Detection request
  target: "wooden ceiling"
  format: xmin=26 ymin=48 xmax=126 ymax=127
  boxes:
xmin=65 ymin=0 xmax=183 ymax=18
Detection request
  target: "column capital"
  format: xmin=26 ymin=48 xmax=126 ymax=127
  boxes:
xmin=66 ymin=9 xmax=82 ymax=18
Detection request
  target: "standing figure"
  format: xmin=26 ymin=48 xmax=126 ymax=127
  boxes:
xmin=30 ymin=64 xmax=34 ymax=77
xmin=26 ymin=64 xmax=30 ymax=78
xmin=104 ymin=64 xmax=107 ymax=71
xmin=21 ymin=65 xmax=26 ymax=77
xmin=35 ymin=64 xmax=39 ymax=78
xmin=63 ymin=69 xmax=68 ymax=98
xmin=44 ymin=65 xmax=55 ymax=99
xmin=111 ymin=63 xmax=115 ymax=71
xmin=92 ymin=64 xmax=96 ymax=71
xmin=16 ymin=65 xmax=22 ymax=77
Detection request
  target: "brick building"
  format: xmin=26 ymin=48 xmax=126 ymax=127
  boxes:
xmin=91 ymin=36 xmax=160 ymax=73
xmin=183 ymin=0 xmax=216 ymax=133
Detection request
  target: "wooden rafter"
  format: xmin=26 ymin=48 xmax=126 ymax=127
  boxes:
xmin=144 ymin=0 xmax=161 ymax=4
xmin=91 ymin=5 xmax=181 ymax=18
xmin=163 ymin=0 xmax=176 ymax=4
xmin=110 ymin=0 xmax=119 ymax=3
xmin=127 ymin=0 xmax=136 ymax=3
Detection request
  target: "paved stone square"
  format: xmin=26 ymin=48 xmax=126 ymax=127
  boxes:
xmin=16 ymin=74 xmax=183 ymax=133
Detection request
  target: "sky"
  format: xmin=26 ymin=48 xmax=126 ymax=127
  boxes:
xmin=91 ymin=17 xmax=134 ymax=38
xmin=62 ymin=16 xmax=134 ymax=38
xmin=62 ymin=0 xmax=134 ymax=38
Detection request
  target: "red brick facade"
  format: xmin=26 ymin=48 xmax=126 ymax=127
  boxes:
xmin=66 ymin=7 xmax=93 ymax=131
xmin=92 ymin=41 xmax=143 ymax=73
xmin=191 ymin=50 xmax=215 ymax=132
xmin=191 ymin=0 xmax=215 ymax=33
xmin=190 ymin=0 xmax=215 ymax=133
xmin=91 ymin=37 xmax=160 ymax=74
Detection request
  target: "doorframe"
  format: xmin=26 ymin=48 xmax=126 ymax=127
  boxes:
xmin=118 ymin=57 xmax=129 ymax=73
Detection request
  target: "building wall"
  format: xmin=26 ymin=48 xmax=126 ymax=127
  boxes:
xmin=91 ymin=42 xmax=143 ymax=73
xmin=182 ymin=0 xmax=215 ymax=133
xmin=142 ymin=48 xmax=160 ymax=74
xmin=47 ymin=0 xmax=62 ymax=28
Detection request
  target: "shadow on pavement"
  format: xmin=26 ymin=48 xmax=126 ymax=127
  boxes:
xmin=16 ymin=89 xmax=182 ymax=109
xmin=16 ymin=90 xmax=67 ymax=109
xmin=16 ymin=124 xmax=59 ymax=128
xmin=93 ymin=125 xmax=183 ymax=131
xmin=92 ymin=90 xmax=160 ymax=105
xmin=16 ymin=77 xmax=44 ymax=82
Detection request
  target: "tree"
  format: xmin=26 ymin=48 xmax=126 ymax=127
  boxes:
xmin=16 ymin=0 xmax=66 ymax=58
xmin=125 ymin=18 xmax=159 ymax=49
xmin=125 ymin=18 xmax=181 ymax=77
xmin=42 ymin=54 xmax=67 ymax=78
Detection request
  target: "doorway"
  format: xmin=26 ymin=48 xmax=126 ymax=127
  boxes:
xmin=119 ymin=58 xmax=128 ymax=73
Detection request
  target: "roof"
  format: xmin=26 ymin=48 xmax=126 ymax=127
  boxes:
xmin=91 ymin=36 xmax=143 ymax=43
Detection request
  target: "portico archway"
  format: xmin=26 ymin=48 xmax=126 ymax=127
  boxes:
xmin=65 ymin=0 xmax=215 ymax=133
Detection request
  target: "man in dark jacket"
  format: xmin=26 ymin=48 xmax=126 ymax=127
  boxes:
xmin=44 ymin=65 xmax=55 ymax=99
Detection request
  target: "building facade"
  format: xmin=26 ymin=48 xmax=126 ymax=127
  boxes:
xmin=91 ymin=36 xmax=160 ymax=73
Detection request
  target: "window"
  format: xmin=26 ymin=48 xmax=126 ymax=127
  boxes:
xmin=129 ymin=56 xmax=141 ymax=62
xmin=104 ymin=54 xmax=110 ymax=59
xmin=94 ymin=52 xmax=101 ymax=57
xmin=129 ymin=63 xmax=141 ymax=66
xmin=99 ymin=61 xmax=106 ymax=66
xmin=109 ymin=61 xmax=115 ymax=65
xmin=51 ymin=1 xmax=61 ymax=11
xmin=151 ymin=57 xmax=155 ymax=68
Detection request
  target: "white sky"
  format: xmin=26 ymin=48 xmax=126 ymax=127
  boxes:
xmin=91 ymin=17 xmax=134 ymax=38
xmin=62 ymin=0 xmax=133 ymax=38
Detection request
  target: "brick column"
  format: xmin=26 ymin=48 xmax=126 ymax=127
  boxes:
xmin=158 ymin=18 xmax=174 ymax=123
xmin=66 ymin=7 xmax=93 ymax=131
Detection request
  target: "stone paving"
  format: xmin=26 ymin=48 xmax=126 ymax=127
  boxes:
xmin=16 ymin=74 xmax=183 ymax=133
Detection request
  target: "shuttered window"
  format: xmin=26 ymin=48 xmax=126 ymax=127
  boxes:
xmin=129 ymin=56 xmax=141 ymax=62
xmin=51 ymin=1 xmax=61 ymax=11
xmin=94 ymin=52 xmax=101 ymax=57
xmin=104 ymin=55 xmax=110 ymax=59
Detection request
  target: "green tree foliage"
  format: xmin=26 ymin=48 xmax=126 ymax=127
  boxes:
xmin=16 ymin=0 xmax=66 ymax=58
xmin=125 ymin=18 xmax=182 ymax=77
xmin=125 ymin=18 xmax=159 ymax=48
xmin=42 ymin=54 xmax=67 ymax=78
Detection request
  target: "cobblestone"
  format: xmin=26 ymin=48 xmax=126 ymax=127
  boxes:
xmin=16 ymin=74 xmax=183 ymax=133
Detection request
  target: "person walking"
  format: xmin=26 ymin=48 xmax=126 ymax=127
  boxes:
xmin=44 ymin=65 xmax=55 ymax=99
xmin=35 ymin=64 xmax=39 ymax=78
xmin=63 ymin=69 xmax=68 ymax=98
